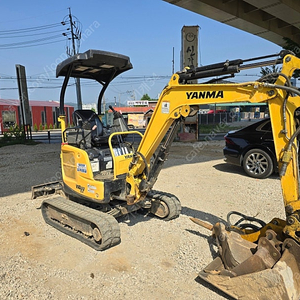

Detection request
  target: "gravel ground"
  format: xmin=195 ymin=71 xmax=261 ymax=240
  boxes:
xmin=0 ymin=141 xmax=284 ymax=300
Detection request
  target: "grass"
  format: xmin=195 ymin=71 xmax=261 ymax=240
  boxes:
xmin=0 ymin=126 xmax=39 ymax=148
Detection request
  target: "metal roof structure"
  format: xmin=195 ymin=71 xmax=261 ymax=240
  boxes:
xmin=56 ymin=49 xmax=132 ymax=82
xmin=164 ymin=0 xmax=300 ymax=46
xmin=56 ymin=49 xmax=132 ymax=115
xmin=215 ymin=102 xmax=267 ymax=107
xmin=108 ymin=106 xmax=154 ymax=114
xmin=0 ymin=99 xmax=74 ymax=108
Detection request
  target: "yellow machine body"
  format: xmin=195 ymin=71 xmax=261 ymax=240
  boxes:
xmin=35 ymin=49 xmax=300 ymax=298
xmin=59 ymin=130 xmax=143 ymax=203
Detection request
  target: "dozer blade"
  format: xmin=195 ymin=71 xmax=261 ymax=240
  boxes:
xmin=31 ymin=181 xmax=63 ymax=199
xmin=198 ymin=222 xmax=300 ymax=300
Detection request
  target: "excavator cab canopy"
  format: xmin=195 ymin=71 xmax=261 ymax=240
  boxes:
xmin=56 ymin=49 xmax=133 ymax=114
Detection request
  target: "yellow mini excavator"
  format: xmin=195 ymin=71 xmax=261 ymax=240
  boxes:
xmin=33 ymin=49 xmax=300 ymax=299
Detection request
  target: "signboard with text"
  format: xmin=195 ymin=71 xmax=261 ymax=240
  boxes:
xmin=128 ymin=114 xmax=145 ymax=128
xmin=127 ymin=101 xmax=148 ymax=106
xmin=180 ymin=25 xmax=199 ymax=72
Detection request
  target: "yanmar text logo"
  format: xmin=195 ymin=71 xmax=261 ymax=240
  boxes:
xmin=186 ymin=91 xmax=224 ymax=100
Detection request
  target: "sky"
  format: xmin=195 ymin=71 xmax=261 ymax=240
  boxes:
xmin=0 ymin=0 xmax=283 ymax=107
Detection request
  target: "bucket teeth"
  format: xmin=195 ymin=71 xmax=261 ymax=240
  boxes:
xmin=198 ymin=224 xmax=300 ymax=299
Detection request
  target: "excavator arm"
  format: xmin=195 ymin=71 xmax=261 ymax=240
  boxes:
xmin=126 ymin=78 xmax=279 ymax=201
xmin=127 ymin=53 xmax=300 ymax=206
xmin=126 ymin=52 xmax=300 ymax=299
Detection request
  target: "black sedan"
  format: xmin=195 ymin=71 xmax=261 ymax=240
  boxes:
xmin=223 ymin=118 xmax=277 ymax=179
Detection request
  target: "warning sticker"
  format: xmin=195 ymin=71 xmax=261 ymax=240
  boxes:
xmin=161 ymin=102 xmax=170 ymax=114
xmin=87 ymin=184 xmax=96 ymax=193
xmin=77 ymin=163 xmax=87 ymax=173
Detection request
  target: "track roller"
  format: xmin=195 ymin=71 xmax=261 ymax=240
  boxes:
xmin=41 ymin=197 xmax=120 ymax=251
xmin=147 ymin=190 xmax=181 ymax=221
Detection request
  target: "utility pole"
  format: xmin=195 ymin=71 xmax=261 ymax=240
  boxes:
xmin=63 ymin=8 xmax=82 ymax=110
xmin=172 ymin=47 xmax=175 ymax=74
xmin=102 ymin=96 xmax=106 ymax=113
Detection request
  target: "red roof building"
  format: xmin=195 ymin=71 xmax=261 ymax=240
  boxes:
xmin=0 ymin=99 xmax=74 ymax=132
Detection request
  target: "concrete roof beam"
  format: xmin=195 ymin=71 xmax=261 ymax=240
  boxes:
xmin=164 ymin=0 xmax=300 ymax=46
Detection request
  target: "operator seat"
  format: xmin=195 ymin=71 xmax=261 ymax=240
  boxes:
xmin=72 ymin=109 xmax=109 ymax=147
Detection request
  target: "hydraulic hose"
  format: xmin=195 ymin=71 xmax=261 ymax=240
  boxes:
xmin=279 ymin=125 xmax=300 ymax=176
xmin=259 ymin=72 xmax=292 ymax=140
xmin=262 ymin=82 xmax=300 ymax=176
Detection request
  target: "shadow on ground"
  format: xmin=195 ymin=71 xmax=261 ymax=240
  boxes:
xmin=195 ymin=276 xmax=235 ymax=300
xmin=213 ymin=162 xmax=280 ymax=180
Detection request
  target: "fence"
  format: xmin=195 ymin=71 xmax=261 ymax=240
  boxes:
xmin=198 ymin=111 xmax=266 ymax=125
xmin=198 ymin=112 xmax=234 ymax=125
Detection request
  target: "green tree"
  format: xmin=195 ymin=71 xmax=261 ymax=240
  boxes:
xmin=260 ymin=38 xmax=300 ymax=80
xmin=141 ymin=94 xmax=151 ymax=100
xmin=260 ymin=65 xmax=281 ymax=83
xmin=260 ymin=65 xmax=281 ymax=77
xmin=282 ymin=37 xmax=300 ymax=78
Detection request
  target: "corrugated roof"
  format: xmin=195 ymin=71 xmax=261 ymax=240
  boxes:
xmin=0 ymin=99 xmax=19 ymax=106
xmin=0 ymin=99 xmax=74 ymax=108
xmin=109 ymin=106 xmax=154 ymax=114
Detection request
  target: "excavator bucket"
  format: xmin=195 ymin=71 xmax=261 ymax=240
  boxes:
xmin=193 ymin=220 xmax=300 ymax=299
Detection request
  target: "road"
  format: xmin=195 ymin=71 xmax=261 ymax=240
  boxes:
xmin=12 ymin=128 xmax=226 ymax=144
xmin=30 ymin=130 xmax=62 ymax=143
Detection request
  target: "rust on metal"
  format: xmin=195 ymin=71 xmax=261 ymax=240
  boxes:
xmin=190 ymin=217 xmax=213 ymax=231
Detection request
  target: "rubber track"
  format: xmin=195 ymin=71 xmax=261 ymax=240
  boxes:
xmin=41 ymin=197 xmax=120 ymax=251
xmin=147 ymin=190 xmax=182 ymax=221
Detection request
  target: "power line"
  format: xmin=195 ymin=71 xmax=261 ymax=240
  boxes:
xmin=0 ymin=22 xmax=62 ymax=34
xmin=0 ymin=35 xmax=65 ymax=48
xmin=0 ymin=9 xmax=66 ymax=24
xmin=0 ymin=39 xmax=65 ymax=49
xmin=0 ymin=77 xmax=167 ymax=90
xmin=0 ymin=29 xmax=67 ymax=39
xmin=0 ymin=83 xmax=76 ymax=90
xmin=0 ymin=75 xmax=160 ymax=79
xmin=0 ymin=19 xmax=67 ymax=49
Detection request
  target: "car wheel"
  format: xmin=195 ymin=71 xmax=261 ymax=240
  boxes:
xmin=243 ymin=149 xmax=274 ymax=179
